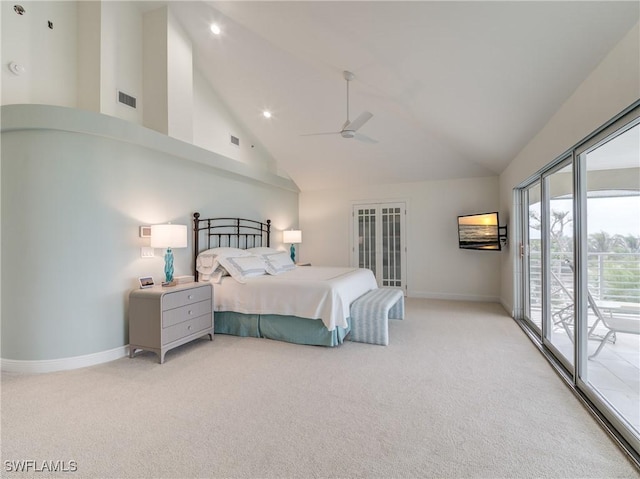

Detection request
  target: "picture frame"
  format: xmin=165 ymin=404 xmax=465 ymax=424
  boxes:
xmin=138 ymin=276 xmax=154 ymax=289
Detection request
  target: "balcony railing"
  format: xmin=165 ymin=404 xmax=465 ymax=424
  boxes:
xmin=529 ymin=252 xmax=640 ymax=308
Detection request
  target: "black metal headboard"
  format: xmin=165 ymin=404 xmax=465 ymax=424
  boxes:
xmin=193 ymin=213 xmax=271 ymax=280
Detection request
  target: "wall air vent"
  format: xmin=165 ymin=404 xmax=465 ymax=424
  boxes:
xmin=230 ymin=135 xmax=240 ymax=147
xmin=117 ymin=90 xmax=137 ymax=109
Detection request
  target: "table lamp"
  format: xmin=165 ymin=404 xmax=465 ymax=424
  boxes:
xmin=283 ymin=229 xmax=302 ymax=263
xmin=150 ymin=224 xmax=187 ymax=283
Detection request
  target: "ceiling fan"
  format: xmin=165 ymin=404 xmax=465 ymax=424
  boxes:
xmin=302 ymin=71 xmax=377 ymax=144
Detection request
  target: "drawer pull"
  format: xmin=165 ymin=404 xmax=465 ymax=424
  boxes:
xmin=187 ymin=325 xmax=192 ymax=331
xmin=188 ymin=295 xmax=193 ymax=300
xmin=188 ymin=310 xmax=193 ymax=315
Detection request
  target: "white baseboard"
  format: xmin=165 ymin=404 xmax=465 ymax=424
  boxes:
xmin=500 ymin=297 xmax=514 ymax=316
xmin=406 ymin=290 xmax=501 ymax=303
xmin=1 ymin=346 xmax=129 ymax=374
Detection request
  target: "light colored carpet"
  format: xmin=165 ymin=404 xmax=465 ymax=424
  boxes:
xmin=2 ymin=298 xmax=638 ymax=478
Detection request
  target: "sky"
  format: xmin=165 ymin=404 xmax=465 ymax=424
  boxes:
xmin=529 ymin=196 xmax=640 ymax=238
xmin=551 ymin=196 xmax=640 ymax=236
xmin=584 ymin=196 xmax=640 ymax=236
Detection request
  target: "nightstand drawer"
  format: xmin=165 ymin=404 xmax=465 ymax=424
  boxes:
xmin=163 ymin=285 xmax=211 ymax=311
xmin=162 ymin=314 xmax=213 ymax=345
xmin=163 ymin=300 xmax=211 ymax=328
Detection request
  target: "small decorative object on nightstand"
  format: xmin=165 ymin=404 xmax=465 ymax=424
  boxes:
xmin=283 ymin=229 xmax=302 ymax=263
xmin=129 ymin=282 xmax=213 ymax=363
xmin=150 ymin=223 xmax=187 ymax=284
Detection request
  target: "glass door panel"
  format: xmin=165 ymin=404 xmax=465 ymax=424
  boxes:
xmin=356 ymin=206 xmax=377 ymax=276
xmin=583 ymin=123 xmax=640 ymax=440
xmin=526 ymin=182 xmax=543 ymax=331
xmin=545 ymin=162 xmax=575 ymax=368
xmin=381 ymin=206 xmax=403 ymax=287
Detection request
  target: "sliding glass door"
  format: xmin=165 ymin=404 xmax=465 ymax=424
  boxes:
xmin=517 ymin=103 xmax=639 ymax=457
xmin=544 ymin=160 xmax=575 ymax=369
xmin=579 ymin=120 xmax=640 ymax=448
xmin=523 ymin=182 xmax=542 ymax=333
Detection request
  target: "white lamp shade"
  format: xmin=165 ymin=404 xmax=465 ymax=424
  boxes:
xmin=150 ymin=224 xmax=188 ymax=248
xmin=283 ymin=229 xmax=302 ymax=244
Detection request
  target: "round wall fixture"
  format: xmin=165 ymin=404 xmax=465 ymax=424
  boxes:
xmin=14 ymin=5 xmax=25 ymax=15
xmin=8 ymin=62 xmax=25 ymax=75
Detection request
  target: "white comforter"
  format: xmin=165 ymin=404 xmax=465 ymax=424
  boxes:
xmin=209 ymin=266 xmax=377 ymax=331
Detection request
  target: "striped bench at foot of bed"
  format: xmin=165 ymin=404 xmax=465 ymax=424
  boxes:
xmin=350 ymin=287 xmax=404 ymax=346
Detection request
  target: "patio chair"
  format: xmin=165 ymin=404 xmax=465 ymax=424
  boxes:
xmin=550 ymin=260 xmax=640 ymax=359
xmin=588 ymin=295 xmax=640 ymax=359
xmin=550 ymin=268 xmax=576 ymax=340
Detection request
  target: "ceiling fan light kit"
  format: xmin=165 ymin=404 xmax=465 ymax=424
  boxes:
xmin=302 ymin=70 xmax=378 ymax=144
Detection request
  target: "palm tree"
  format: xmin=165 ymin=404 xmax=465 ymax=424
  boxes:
xmin=613 ymin=234 xmax=640 ymax=253
xmin=588 ymin=231 xmax=616 ymax=253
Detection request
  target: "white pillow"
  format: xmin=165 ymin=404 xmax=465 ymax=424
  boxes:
xmin=199 ymin=247 xmax=252 ymax=259
xmin=246 ymin=247 xmax=280 ymax=257
xmin=196 ymin=248 xmax=252 ymax=275
xmin=263 ymin=251 xmax=296 ymax=275
xmin=196 ymin=254 xmax=217 ymax=277
xmin=209 ymin=266 xmax=228 ymax=284
xmin=217 ymin=255 xmax=267 ymax=283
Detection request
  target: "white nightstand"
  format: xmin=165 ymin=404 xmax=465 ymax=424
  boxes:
xmin=128 ymin=282 xmax=213 ymax=363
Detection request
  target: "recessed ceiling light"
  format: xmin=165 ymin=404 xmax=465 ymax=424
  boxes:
xmin=210 ymin=23 xmax=221 ymax=35
xmin=262 ymin=111 xmax=272 ymax=119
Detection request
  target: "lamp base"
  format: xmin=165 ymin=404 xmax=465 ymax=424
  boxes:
xmin=164 ymin=247 xmax=174 ymax=283
xmin=289 ymin=244 xmax=296 ymax=263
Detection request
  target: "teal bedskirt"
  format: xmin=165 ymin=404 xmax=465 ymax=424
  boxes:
xmin=214 ymin=311 xmax=351 ymax=347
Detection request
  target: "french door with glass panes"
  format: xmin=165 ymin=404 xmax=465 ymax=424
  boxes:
xmin=352 ymin=202 xmax=406 ymax=291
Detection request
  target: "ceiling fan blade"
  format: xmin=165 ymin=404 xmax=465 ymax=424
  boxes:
xmin=300 ymin=131 xmax=340 ymax=137
xmin=353 ymin=132 xmax=378 ymax=144
xmin=347 ymin=111 xmax=373 ymax=132
xmin=341 ymin=119 xmax=351 ymax=131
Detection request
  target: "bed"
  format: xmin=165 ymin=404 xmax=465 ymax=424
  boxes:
xmin=192 ymin=213 xmax=378 ymax=346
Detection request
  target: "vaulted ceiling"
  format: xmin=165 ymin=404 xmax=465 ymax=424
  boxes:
xmin=169 ymin=1 xmax=639 ymax=191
